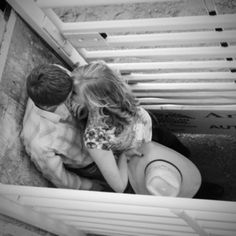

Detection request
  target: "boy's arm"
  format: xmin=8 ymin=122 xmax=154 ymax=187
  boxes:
xmin=34 ymin=151 xmax=102 ymax=191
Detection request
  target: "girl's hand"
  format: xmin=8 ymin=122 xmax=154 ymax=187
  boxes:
xmin=125 ymin=148 xmax=143 ymax=161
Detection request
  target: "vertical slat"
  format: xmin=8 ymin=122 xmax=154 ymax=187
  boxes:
xmin=0 ymin=9 xmax=16 ymax=82
xmin=6 ymin=0 xmax=87 ymax=67
xmin=172 ymin=210 xmax=209 ymax=236
xmin=0 ymin=195 xmax=84 ymax=236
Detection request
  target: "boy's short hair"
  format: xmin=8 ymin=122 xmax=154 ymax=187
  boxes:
xmin=26 ymin=64 xmax=72 ymax=107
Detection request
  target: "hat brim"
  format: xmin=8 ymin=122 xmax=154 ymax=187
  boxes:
xmin=128 ymin=141 xmax=201 ymax=198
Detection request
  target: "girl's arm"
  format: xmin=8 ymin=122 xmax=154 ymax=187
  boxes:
xmin=88 ymin=148 xmax=128 ymax=193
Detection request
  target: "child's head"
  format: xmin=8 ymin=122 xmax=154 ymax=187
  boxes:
xmin=71 ymin=61 xmax=138 ymax=123
xmin=27 ymin=64 xmax=72 ymax=108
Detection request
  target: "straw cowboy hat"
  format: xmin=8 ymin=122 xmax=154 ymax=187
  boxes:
xmin=128 ymin=141 xmax=201 ymax=198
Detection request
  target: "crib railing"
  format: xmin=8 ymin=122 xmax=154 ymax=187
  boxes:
xmin=1 ymin=183 xmax=236 ymax=236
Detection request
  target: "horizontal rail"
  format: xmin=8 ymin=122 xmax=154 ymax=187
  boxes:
xmin=80 ymin=227 xmax=196 ymax=236
xmin=82 ymin=45 xmax=236 ymax=60
xmin=130 ymin=82 xmax=236 ymax=91
xmin=0 ymin=195 xmax=82 ymax=236
xmin=65 ymin=217 xmax=193 ymax=232
xmin=108 ymin=60 xmax=236 ymax=71
xmin=47 ymin=211 xmax=184 ymax=225
xmin=36 ymin=0 xmax=175 ymax=8
xmin=106 ymin=30 xmax=236 ymax=47
xmin=124 ymin=72 xmax=236 ymax=82
xmin=1 ymin=184 xmax=235 ymax=213
xmin=134 ymin=91 xmax=236 ymax=98
xmin=61 ymin=14 xmax=236 ymax=34
xmin=138 ymin=97 xmax=236 ymax=105
xmin=142 ymin=104 xmax=236 ymax=110
xmin=67 ymin=30 xmax=236 ymax=48
xmin=69 ymin=222 xmax=194 ymax=236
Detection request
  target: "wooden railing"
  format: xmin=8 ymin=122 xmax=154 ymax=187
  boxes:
xmin=2 ymin=1 xmax=236 ymax=235
xmin=1 ymin=184 xmax=236 ymax=236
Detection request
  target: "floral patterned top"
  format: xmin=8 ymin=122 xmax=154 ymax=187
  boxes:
xmin=84 ymin=107 xmax=152 ymax=156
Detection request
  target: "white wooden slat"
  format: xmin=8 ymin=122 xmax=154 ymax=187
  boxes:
xmin=130 ymin=82 xmax=236 ymax=91
xmin=172 ymin=210 xmax=208 ymax=236
xmin=84 ymin=227 xmax=146 ymax=236
xmin=108 ymin=60 xmax=236 ymax=71
xmin=0 ymin=9 xmax=16 ymax=83
xmin=82 ymin=45 xmax=236 ymax=60
xmin=138 ymin=97 xmax=236 ymax=105
xmin=43 ymin=8 xmax=63 ymax=30
xmin=0 ymin=195 xmax=83 ymax=236
xmin=187 ymin=210 xmax=236 ymax=223
xmin=80 ymin=226 xmax=197 ymax=236
xmin=106 ymin=30 xmax=236 ymax=47
xmin=141 ymin=104 xmax=236 ymax=110
xmin=202 ymin=0 xmax=218 ymax=14
xmin=40 ymin=208 xmax=184 ymax=225
xmin=206 ymin=229 xmax=236 ymax=236
xmin=63 ymin=217 xmax=193 ymax=233
xmin=1 ymin=184 xmax=236 ymax=236
xmin=61 ymin=14 xmax=236 ymax=34
xmin=124 ymin=72 xmax=236 ymax=83
xmin=134 ymin=91 xmax=236 ymax=98
xmin=199 ymin=221 xmax=236 ymax=231
xmin=1 ymin=184 xmax=236 ymax=214
xmin=71 ymin=222 xmax=195 ymax=236
xmin=15 ymin=197 xmax=177 ymax=217
xmin=36 ymin=0 xmax=174 ymax=8
xmin=6 ymin=0 xmax=86 ymax=67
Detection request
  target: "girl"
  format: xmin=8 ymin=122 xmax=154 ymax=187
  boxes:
xmin=69 ymin=61 xmax=152 ymax=192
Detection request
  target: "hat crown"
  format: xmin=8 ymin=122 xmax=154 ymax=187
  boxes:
xmin=145 ymin=160 xmax=183 ymax=197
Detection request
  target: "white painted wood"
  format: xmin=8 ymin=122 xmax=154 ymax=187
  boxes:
xmin=64 ymin=217 xmax=193 ymax=232
xmin=1 ymin=184 xmax=236 ymax=236
xmin=172 ymin=210 xmax=208 ymax=236
xmin=130 ymin=82 xmax=236 ymax=91
xmin=43 ymin=8 xmax=63 ymax=30
xmin=206 ymin=229 xmax=236 ymax=236
xmin=36 ymin=0 xmax=176 ymax=8
xmin=2 ymin=0 xmax=236 ymax=235
xmin=202 ymin=0 xmax=218 ymax=14
xmin=199 ymin=221 xmax=236 ymax=231
xmin=0 ymin=10 xmax=16 ymax=83
xmin=138 ymin=97 xmax=236 ymax=105
xmin=108 ymin=60 xmax=236 ymax=71
xmin=81 ymin=45 xmax=236 ymax=60
xmin=142 ymin=104 xmax=236 ymax=110
xmin=187 ymin=210 xmax=236 ymax=222
xmin=6 ymin=0 xmax=87 ymax=67
xmin=15 ymin=197 xmax=177 ymax=217
xmin=1 ymin=184 xmax=236 ymax=213
xmin=61 ymin=14 xmax=236 ymax=34
xmin=72 ymin=223 xmax=195 ymax=236
xmin=105 ymin=30 xmax=236 ymax=47
xmin=124 ymin=72 xmax=236 ymax=83
xmin=0 ymin=195 xmax=84 ymax=236
xmin=134 ymin=91 xmax=236 ymax=98
xmin=48 ymin=211 xmax=184 ymax=225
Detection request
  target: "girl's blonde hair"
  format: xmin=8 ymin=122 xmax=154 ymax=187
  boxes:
xmin=71 ymin=61 xmax=138 ymax=127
